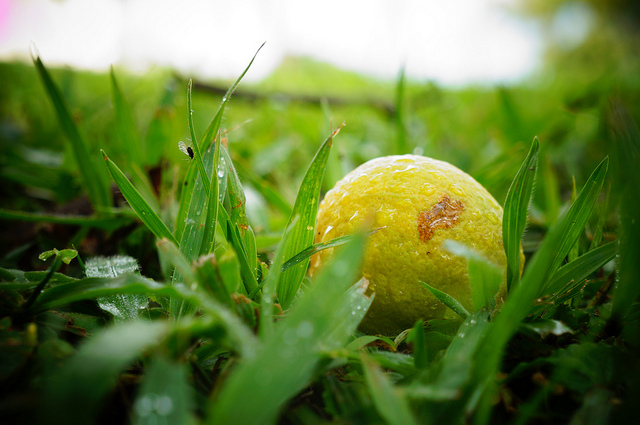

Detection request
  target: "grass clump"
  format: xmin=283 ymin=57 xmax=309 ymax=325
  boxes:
xmin=0 ymin=45 xmax=638 ymax=425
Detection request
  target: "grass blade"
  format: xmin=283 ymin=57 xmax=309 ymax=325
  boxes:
xmin=186 ymin=79 xmax=211 ymax=199
xmin=44 ymin=320 xmax=168 ymax=425
xmin=503 ymin=137 xmax=539 ymax=291
xmin=470 ymin=157 xmax=609 ymax=424
xmin=281 ymin=233 xmax=358 ymax=272
xmin=101 ymin=150 xmax=178 ymax=245
xmin=277 ymin=124 xmax=343 ymax=309
xmin=609 ymin=100 xmax=640 ymax=323
xmin=132 ymin=355 xmax=195 ymax=425
xmin=362 ymin=354 xmax=418 ymax=425
xmin=32 ymin=52 xmax=111 ymax=210
xmin=420 ymin=281 xmax=470 ymax=319
xmin=208 ymin=235 xmax=370 ymax=425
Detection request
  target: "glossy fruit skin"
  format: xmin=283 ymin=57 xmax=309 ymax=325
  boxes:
xmin=309 ymin=155 xmax=508 ymax=335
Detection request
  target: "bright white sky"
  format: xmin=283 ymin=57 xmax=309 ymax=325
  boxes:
xmin=0 ymin=0 xmax=543 ymax=85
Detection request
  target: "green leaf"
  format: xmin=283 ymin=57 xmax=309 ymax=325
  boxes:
xmin=85 ymin=255 xmax=148 ymax=322
xmin=38 ymin=248 xmax=77 ymax=265
xmin=32 ymin=52 xmax=111 ymax=210
xmin=362 ymin=354 xmax=418 ymax=425
xmin=101 ymin=150 xmax=178 ymax=244
xmin=277 ymin=125 xmax=343 ymax=309
xmin=420 ymin=281 xmax=470 ymax=320
xmin=44 ymin=320 xmax=168 ymax=425
xmin=0 ymin=209 xmax=130 ymax=232
xmin=503 ymin=137 xmax=538 ymax=291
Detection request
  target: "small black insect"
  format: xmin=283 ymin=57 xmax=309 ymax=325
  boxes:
xmin=178 ymin=141 xmax=194 ymax=160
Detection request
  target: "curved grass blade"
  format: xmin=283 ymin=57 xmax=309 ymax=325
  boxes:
xmin=277 ymin=124 xmax=343 ymax=310
xmin=28 ymin=271 xmax=258 ymax=357
xmin=282 ymin=233 xmax=355 ymax=272
xmin=132 ymin=355 xmax=195 ymax=425
xmin=32 ymin=52 xmax=111 ymax=210
xmin=44 ymin=320 xmax=168 ymax=425
xmin=503 ymin=137 xmax=539 ymax=291
xmin=539 ymin=157 xmax=609 ymax=294
xmin=101 ymin=150 xmax=178 ymax=245
xmin=609 ymin=100 xmax=640 ymax=322
xmin=532 ymin=241 xmax=617 ymax=316
xmin=443 ymin=240 xmax=502 ymax=311
xmin=420 ymin=281 xmax=470 ymax=320
xmin=207 ymin=235 xmax=369 ymax=425
xmin=362 ymin=354 xmax=418 ymax=425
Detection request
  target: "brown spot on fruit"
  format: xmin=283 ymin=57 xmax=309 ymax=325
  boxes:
xmin=417 ymin=194 xmax=464 ymax=242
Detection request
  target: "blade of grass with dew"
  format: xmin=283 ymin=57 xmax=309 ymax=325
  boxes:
xmin=43 ymin=320 xmax=168 ymax=425
xmin=406 ymin=311 xmax=491 ymax=405
xmin=85 ymin=255 xmax=149 ymax=322
xmin=538 ymin=157 xmax=609 ymax=295
xmin=443 ymin=240 xmax=502 ymax=311
xmin=28 ymin=269 xmax=258 ymax=357
xmin=609 ymin=100 xmax=640 ymax=323
xmin=101 ymin=150 xmax=177 ymax=244
xmin=131 ymin=355 xmax=195 ymax=425
xmin=186 ymin=79 xmax=211 ymax=200
xmin=208 ymin=235 xmax=371 ymax=425
xmin=503 ymin=137 xmax=538 ymax=291
xmin=531 ymin=241 xmax=617 ymax=316
xmin=201 ymin=135 xmax=222 ymax=254
xmin=110 ymin=67 xmax=159 ymax=210
xmin=259 ymin=217 xmax=299 ymax=339
xmin=32 ymin=53 xmax=111 ymax=210
xmin=281 ymin=233 xmax=357 ymax=272
xmin=277 ymin=125 xmax=343 ymax=310
xmin=420 ymin=281 xmax=470 ymax=320
xmin=174 ymin=41 xmax=262 ymax=241
xmin=469 ymin=157 xmax=609 ymax=425
xmin=170 ymin=144 xmax=221 ymax=318
xmin=220 ymin=144 xmax=257 ymax=280
xmin=362 ymin=354 xmax=418 ymax=425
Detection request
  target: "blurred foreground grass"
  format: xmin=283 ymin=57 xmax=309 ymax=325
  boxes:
xmin=0 ymin=42 xmax=638 ymax=425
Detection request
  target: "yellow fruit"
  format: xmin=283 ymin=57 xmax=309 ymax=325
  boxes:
xmin=309 ymin=154 xmax=508 ymax=335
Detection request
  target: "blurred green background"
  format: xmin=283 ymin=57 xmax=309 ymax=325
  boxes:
xmin=0 ymin=0 xmax=637 ymax=272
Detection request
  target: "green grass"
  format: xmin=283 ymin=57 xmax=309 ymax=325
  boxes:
xmin=0 ymin=41 xmax=638 ymax=425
